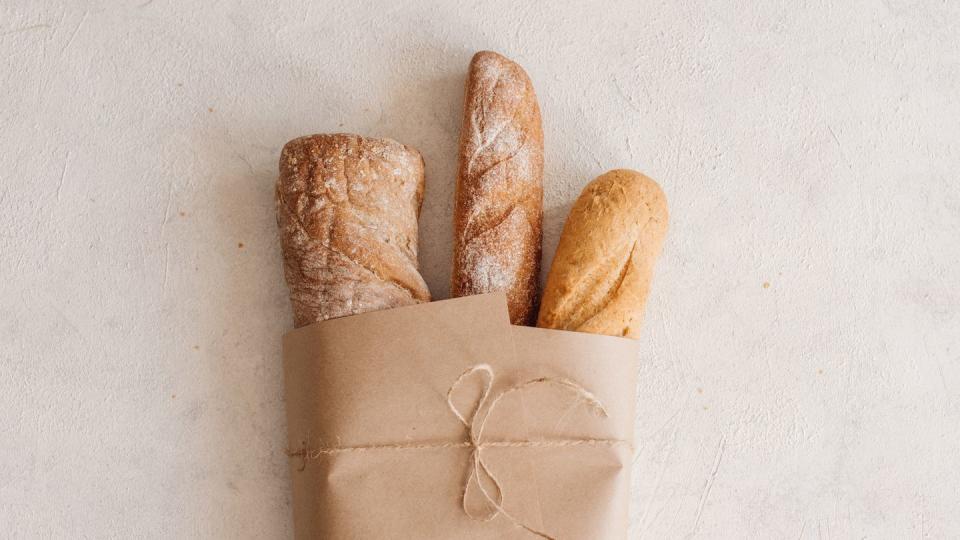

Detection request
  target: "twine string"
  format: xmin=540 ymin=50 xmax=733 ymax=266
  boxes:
xmin=289 ymin=364 xmax=630 ymax=540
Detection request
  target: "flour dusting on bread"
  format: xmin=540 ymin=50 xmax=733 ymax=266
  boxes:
xmin=452 ymin=51 xmax=544 ymax=325
xmin=277 ymin=133 xmax=431 ymax=327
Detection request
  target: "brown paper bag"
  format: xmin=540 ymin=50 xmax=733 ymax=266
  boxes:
xmin=282 ymin=293 xmax=640 ymax=539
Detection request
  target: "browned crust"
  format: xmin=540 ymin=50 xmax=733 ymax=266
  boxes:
xmin=537 ymin=170 xmax=669 ymax=339
xmin=451 ymin=51 xmax=544 ymax=325
xmin=277 ymin=133 xmax=431 ymax=327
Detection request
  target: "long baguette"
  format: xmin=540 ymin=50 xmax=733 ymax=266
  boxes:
xmin=451 ymin=51 xmax=544 ymax=326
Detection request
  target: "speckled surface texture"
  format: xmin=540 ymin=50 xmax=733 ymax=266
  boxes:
xmin=2 ymin=1 xmax=959 ymax=538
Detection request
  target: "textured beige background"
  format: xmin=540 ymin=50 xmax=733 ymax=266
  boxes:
xmin=2 ymin=1 xmax=959 ymax=538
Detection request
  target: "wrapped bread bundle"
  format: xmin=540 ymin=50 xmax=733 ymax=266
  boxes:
xmin=275 ymin=56 xmax=669 ymax=540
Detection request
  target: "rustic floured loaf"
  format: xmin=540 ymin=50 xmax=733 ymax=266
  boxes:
xmin=537 ymin=169 xmax=668 ymax=338
xmin=276 ymin=133 xmax=431 ymax=327
xmin=451 ymin=50 xmax=544 ymax=326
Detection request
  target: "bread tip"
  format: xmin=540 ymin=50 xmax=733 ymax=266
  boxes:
xmin=596 ymin=168 xmax=668 ymax=219
xmin=472 ymin=49 xmax=509 ymax=62
xmin=470 ymin=50 xmax=528 ymax=72
xmin=604 ymin=168 xmax=662 ymax=189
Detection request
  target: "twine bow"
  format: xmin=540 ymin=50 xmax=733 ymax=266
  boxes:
xmin=446 ymin=364 xmax=620 ymax=539
xmin=290 ymin=364 xmax=630 ymax=540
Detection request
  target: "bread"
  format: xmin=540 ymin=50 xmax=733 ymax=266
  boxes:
xmin=451 ymin=51 xmax=544 ymax=326
xmin=276 ymin=133 xmax=431 ymax=327
xmin=537 ymin=169 xmax=668 ymax=338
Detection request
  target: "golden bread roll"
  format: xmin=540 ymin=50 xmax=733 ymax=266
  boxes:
xmin=537 ymin=169 xmax=668 ymax=338
xmin=451 ymin=51 xmax=544 ymax=325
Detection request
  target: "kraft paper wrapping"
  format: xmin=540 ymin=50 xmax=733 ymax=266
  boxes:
xmin=282 ymin=293 xmax=640 ymax=539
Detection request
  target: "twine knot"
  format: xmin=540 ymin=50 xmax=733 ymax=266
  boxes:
xmin=445 ymin=364 xmax=614 ymax=540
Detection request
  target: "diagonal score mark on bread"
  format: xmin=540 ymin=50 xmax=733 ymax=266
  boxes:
xmin=551 ymin=199 xmax=659 ymax=331
xmin=554 ymin=239 xmax=640 ymax=332
xmin=467 ymin=135 xmax=530 ymax=199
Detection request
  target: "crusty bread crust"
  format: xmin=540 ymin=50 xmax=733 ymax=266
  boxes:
xmin=277 ymin=133 xmax=431 ymax=327
xmin=451 ymin=51 xmax=544 ymax=325
xmin=537 ymin=170 xmax=668 ymax=339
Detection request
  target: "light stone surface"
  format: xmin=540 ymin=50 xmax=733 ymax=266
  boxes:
xmin=2 ymin=1 xmax=959 ymax=538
